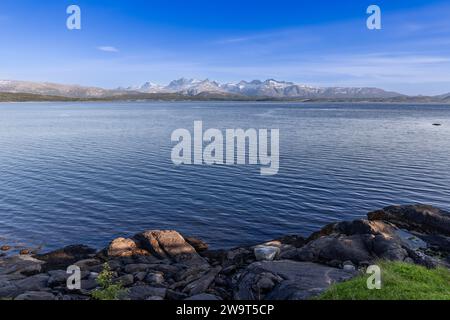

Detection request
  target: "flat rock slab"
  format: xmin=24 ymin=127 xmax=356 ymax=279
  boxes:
xmin=235 ymin=260 xmax=356 ymax=300
xmin=0 ymin=255 xmax=44 ymax=276
xmin=34 ymin=245 xmax=96 ymax=271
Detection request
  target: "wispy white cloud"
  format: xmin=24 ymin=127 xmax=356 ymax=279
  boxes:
xmin=97 ymin=46 xmax=119 ymax=53
xmin=215 ymin=37 xmax=252 ymax=44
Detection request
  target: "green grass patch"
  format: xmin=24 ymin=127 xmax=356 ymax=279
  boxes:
xmin=318 ymin=261 xmax=450 ymax=300
xmin=92 ymin=263 xmax=128 ymax=300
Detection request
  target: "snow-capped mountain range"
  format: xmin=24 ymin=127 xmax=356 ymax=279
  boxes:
xmin=123 ymin=78 xmax=403 ymax=99
xmin=0 ymin=78 xmax=427 ymax=99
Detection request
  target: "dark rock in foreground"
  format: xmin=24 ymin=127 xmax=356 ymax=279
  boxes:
xmin=0 ymin=204 xmax=449 ymax=300
xmin=235 ymin=260 xmax=356 ymax=300
xmin=282 ymin=219 xmax=434 ymax=267
xmin=35 ymin=245 xmax=96 ymax=271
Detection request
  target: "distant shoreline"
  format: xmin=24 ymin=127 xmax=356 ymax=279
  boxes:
xmin=1 ymin=92 xmax=450 ymax=105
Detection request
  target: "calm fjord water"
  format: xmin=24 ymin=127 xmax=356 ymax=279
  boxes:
xmin=1 ymin=102 xmax=449 ymax=251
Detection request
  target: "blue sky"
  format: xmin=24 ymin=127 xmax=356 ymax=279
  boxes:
xmin=1 ymin=0 xmax=450 ymax=95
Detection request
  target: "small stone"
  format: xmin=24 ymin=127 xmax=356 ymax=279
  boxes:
xmin=343 ymin=264 xmax=356 ymax=272
xmin=342 ymin=260 xmax=356 ymax=271
xmin=254 ymin=246 xmax=280 ymax=261
xmin=107 ymin=259 xmax=123 ymax=271
xmin=1 ymin=245 xmax=11 ymax=251
xmin=81 ymin=278 xmax=98 ymax=291
xmin=19 ymin=249 xmax=31 ymax=255
xmin=114 ymin=274 xmax=134 ymax=287
xmin=145 ymin=272 xmax=164 ymax=285
xmin=134 ymin=272 xmax=147 ymax=282
xmin=124 ymin=263 xmax=152 ymax=274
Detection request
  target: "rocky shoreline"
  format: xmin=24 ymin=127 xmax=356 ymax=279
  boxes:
xmin=1 ymin=204 xmax=449 ymax=300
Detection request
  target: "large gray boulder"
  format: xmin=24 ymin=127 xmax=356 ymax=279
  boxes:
xmin=235 ymin=260 xmax=356 ymax=300
xmin=283 ymin=234 xmax=374 ymax=265
xmin=282 ymin=219 xmax=412 ymax=266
